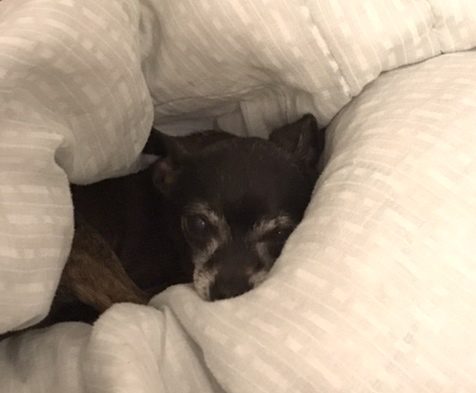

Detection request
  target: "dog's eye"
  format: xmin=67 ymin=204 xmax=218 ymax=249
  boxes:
xmin=264 ymin=226 xmax=293 ymax=242
xmin=183 ymin=214 xmax=211 ymax=237
xmin=257 ymin=226 xmax=295 ymax=261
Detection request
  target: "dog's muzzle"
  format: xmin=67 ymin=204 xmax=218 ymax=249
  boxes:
xmin=209 ymin=272 xmax=253 ymax=301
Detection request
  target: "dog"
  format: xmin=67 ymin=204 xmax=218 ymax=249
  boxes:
xmin=44 ymin=114 xmax=325 ymax=326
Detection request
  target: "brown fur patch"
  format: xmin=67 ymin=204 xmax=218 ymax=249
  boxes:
xmin=57 ymin=216 xmax=147 ymax=313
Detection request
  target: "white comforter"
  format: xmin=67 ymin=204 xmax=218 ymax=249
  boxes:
xmin=1 ymin=0 xmax=476 ymax=392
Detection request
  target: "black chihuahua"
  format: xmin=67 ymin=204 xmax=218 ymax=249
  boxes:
xmin=46 ymin=114 xmax=325 ymax=325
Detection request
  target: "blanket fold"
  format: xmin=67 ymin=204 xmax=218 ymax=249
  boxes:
xmin=0 ymin=0 xmax=153 ymax=333
xmin=1 ymin=0 xmax=476 ymax=392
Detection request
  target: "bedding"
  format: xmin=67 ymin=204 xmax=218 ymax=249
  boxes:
xmin=1 ymin=0 xmax=476 ymax=392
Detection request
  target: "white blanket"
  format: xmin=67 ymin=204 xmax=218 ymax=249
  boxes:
xmin=1 ymin=0 xmax=476 ymax=392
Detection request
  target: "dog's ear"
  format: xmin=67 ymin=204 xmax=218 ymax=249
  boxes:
xmin=142 ymin=128 xmax=186 ymax=161
xmin=142 ymin=129 xmax=186 ymax=195
xmin=143 ymin=128 xmax=236 ymax=194
xmin=269 ymin=114 xmax=325 ymax=175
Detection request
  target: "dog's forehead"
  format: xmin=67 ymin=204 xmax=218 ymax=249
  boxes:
xmin=190 ymin=139 xmax=300 ymax=186
xmin=175 ymin=138 xmax=311 ymax=224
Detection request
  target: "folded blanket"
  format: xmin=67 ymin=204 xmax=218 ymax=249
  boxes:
xmin=1 ymin=0 xmax=476 ymax=392
xmin=3 ymin=51 xmax=476 ymax=392
xmin=0 ymin=0 xmax=153 ymax=332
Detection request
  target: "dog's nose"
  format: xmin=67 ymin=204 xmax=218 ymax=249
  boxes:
xmin=209 ymin=277 xmax=252 ymax=301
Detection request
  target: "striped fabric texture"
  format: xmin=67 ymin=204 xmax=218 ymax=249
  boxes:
xmin=1 ymin=0 xmax=476 ymax=392
xmin=0 ymin=0 xmax=153 ymax=332
xmin=144 ymin=0 xmax=476 ymax=135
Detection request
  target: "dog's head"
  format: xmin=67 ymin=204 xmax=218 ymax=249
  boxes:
xmin=144 ymin=114 xmax=325 ymax=300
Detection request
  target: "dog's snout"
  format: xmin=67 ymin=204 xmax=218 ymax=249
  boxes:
xmin=209 ymin=275 xmax=252 ymax=301
xmin=205 ymin=243 xmax=263 ymax=301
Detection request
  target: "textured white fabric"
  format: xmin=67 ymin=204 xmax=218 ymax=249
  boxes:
xmin=1 ymin=0 xmax=476 ymax=391
xmin=144 ymin=0 xmax=476 ymax=135
xmin=3 ymin=51 xmax=476 ymax=393
xmin=0 ymin=0 xmax=153 ymax=332
xmin=148 ymin=52 xmax=476 ymax=392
